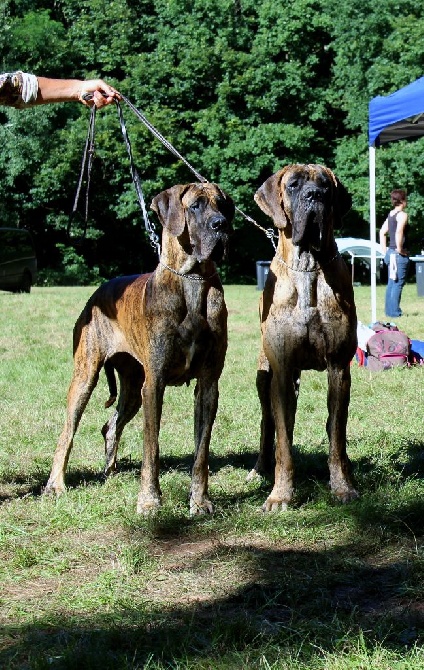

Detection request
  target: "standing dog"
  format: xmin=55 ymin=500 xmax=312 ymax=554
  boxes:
xmin=249 ymin=164 xmax=358 ymax=510
xmin=45 ymin=182 xmax=234 ymax=515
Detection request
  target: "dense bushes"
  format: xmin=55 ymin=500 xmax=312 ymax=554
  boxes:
xmin=2 ymin=0 xmax=424 ymax=282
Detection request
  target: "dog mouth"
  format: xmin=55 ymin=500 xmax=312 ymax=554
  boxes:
xmin=192 ymin=231 xmax=229 ymax=264
xmin=210 ymin=235 xmax=229 ymax=263
xmin=292 ymin=199 xmax=326 ymax=250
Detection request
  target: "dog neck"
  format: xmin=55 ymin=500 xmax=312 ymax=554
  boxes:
xmin=275 ymin=236 xmax=339 ymax=312
xmin=159 ymin=230 xmax=216 ymax=354
xmin=159 ymin=230 xmax=217 ymax=280
xmin=276 ymin=234 xmax=339 ymax=273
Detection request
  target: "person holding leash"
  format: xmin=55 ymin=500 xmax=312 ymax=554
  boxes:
xmin=0 ymin=71 xmax=120 ymax=109
xmin=379 ymin=188 xmax=409 ymax=318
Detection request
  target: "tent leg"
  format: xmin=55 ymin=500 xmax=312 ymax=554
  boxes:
xmin=369 ymin=145 xmax=377 ymax=323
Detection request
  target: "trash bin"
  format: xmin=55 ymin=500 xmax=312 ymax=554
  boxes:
xmin=416 ymin=260 xmax=424 ymax=296
xmin=256 ymin=260 xmax=271 ymax=290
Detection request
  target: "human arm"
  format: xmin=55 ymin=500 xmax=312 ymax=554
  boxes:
xmin=395 ymin=211 xmax=408 ymax=255
xmin=0 ymin=71 xmax=120 ymax=109
xmin=379 ymin=219 xmax=389 ymax=253
xmin=36 ymin=77 xmax=120 ymax=108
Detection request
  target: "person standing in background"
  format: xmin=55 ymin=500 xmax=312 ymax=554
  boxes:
xmin=0 ymin=71 xmax=120 ymax=109
xmin=379 ymin=189 xmax=409 ymax=318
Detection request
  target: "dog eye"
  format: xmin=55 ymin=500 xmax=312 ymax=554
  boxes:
xmin=189 ymin=199 xmax=204 ymax=212
xmin=287 ymin=180 xmax=299 ymax=190
xmin=317 ymin=177 xmax=331 ymax=190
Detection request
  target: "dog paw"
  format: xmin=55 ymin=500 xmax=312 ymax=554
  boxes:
xmin=136 ymin=492 xmax=161 ymax=515
xmin=246 ymin=468 xmax=262 ymax=482
xmin=103 ymin=461 xmax=118 ymax=478
xmin=246 ymin=460 xmax=274 ymax=482
xmin=189 ymin=496 xmax=213 ymax=516
xmin=43 ymin=480 xmax=65 ymax=496
xmin=262 ymin=498 xmax=290 ymax=512
xmin=333 ymin=487 xmax=360 ymax=504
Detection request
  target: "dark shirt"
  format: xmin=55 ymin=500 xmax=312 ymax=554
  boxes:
xmin=387 ymin=212 xmax=398 ymax=250
xmin=387 ymin=210 xmax=408 ymax=253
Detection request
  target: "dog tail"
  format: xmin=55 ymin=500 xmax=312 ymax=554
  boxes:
xmin=104 ymin=360 xmax=117 ymax=408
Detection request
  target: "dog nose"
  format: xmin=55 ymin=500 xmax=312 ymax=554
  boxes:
xmin=209 ymin=215 xmax=228 ymax=231
xmin=304 ymin=185 xmax=324 ymax=202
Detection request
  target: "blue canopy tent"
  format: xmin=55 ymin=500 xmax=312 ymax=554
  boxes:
xmin=369 ymin=76 xmax=424 ymax=322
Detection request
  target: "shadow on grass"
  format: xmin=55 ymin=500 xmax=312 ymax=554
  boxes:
xmin=404 ymin=440 xmax=424 ymax=478
xmin=2 ymin=437 xmax=424 ymax=508
xmin=1 ymin=444 xmax=424 ymax=667
xmin=1 ymin=538 xmax=423 ymax=669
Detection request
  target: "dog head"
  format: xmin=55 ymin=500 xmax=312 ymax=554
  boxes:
xmin=151 ymin=182 xmax=234 ymax=263
xmin=254 ymin=164 xmax=351 ymax=252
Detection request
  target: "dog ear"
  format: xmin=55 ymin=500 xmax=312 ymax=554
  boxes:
xmin=150 ymin=185 xmax=188 ymax=236
xmin=254 ymin=169 xmax=288 ymax=229
xmin=323 ymin=168 xmax=352 ymax=219
xmin=215 ymin=185 xmax=235 ymax=223
xmin=334 ymin=177 xmax=352 ymax=219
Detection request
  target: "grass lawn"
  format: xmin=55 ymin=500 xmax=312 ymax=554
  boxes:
xmin=0 ymin=281 xmax=423 ymax=669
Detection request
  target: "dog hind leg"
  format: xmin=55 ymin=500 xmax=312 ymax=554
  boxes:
xmin=102 ymin=357 xmax=144 ymax=476
xmin=247 ymin=365 xmax=275 ymax=481
xmin=45 ymin=360 xmax=101 ymax=495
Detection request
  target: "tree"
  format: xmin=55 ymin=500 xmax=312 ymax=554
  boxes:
xmin=3 ymin=0 xmax=424 ymax=282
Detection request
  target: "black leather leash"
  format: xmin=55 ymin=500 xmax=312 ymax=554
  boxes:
xmin=67 ymin=103 xmax=96 ymax=242
xmin=70 ymin=93 xmax=277 ymax=252
xmin=115 ymin=100 xmax=160 ymax=256
xmin=119 ymin=93 xmax=277 ymax=250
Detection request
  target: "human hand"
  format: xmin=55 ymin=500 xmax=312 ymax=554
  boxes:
xmin=79 ymin=79 xmax=121 ymax=108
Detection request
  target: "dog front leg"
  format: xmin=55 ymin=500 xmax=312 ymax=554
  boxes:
xmin=137 ymin=376 xmax=164 ymax=514
xmin=262 ymin=371 xmax=298 ymax=511
xmin=326 ymin=364 xmax=359 ymax=503
xmin=189 ymin=378 xmax=218 ymax=515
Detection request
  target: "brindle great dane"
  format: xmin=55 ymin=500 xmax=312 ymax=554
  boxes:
xmin=248 ymin=164 xmax=359 ymax=510
xmin=45 ymin=182 xmax=234 ymax=515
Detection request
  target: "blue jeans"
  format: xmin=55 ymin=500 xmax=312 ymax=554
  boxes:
xmin=384 ymin=251 xmax=409 ymax=318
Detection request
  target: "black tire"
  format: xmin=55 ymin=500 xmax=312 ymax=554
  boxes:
xmin=19 ymin=271 xmax=32 ymax=293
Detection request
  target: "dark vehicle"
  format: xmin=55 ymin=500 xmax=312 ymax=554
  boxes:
xmin=0 ymin=228 xmax=37 ymax=293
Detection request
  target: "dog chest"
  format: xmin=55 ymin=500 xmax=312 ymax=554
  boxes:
xmin=263 ymin=295 xmax=353 ymax=369
xmin=153 ymin=287 xmax=227 ymax=385
xmin=175 ymin=288 xmax=227 ymax=379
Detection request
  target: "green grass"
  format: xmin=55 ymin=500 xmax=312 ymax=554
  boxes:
xmin=0 ymin=282 xmax=423 ymax=669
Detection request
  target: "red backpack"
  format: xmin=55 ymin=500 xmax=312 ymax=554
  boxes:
xmin=366 ymin=322 xmax=410 ymax=371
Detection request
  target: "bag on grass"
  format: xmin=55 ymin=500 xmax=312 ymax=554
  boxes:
xmin=409 ymin=339 xmax=424 ymax=365
xmin=366 ymin=324 xmax=410 ymax=371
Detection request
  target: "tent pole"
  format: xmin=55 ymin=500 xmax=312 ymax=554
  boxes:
xmin=348 ymin=251 xmax=354 ymax=284
xmin=369 ymin=145 xmax=377 ymax=323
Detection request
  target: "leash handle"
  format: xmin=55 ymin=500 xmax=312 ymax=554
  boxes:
xmin=67 ymin=104 xmax=96 ymax=241
xmin=73 ymin=92 xmax=278 ymax=253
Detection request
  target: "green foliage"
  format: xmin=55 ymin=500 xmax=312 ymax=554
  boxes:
xmin=37 ymin=243 xmax=104 ymax=286
xmin=2 ymin=0 xmax=424 ymax=280
xmin=7 ymin=9 xmax=67 ymax=72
